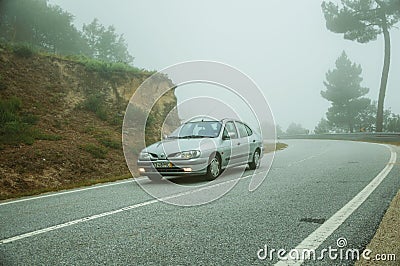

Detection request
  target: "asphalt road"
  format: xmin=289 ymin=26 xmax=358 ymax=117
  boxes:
xmin=0 ymin=140 xmax=398 ymax=265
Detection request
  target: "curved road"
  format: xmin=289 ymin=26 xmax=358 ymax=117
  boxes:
xmin=0 ymin=140 xmax=398 ymax=265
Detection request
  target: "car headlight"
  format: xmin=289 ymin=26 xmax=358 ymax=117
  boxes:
xmin=139 ymin=152 xmax=151 ymax=160
xmin=171 ymin=150 xmax=201 ymax=159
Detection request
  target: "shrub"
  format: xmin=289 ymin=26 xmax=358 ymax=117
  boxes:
xmin=95 ymin=108 xmax=108 ymax=121
xmin=35 ymin=132 xmax=62 ymax=141
xmin=0 ymin=97 xmax=21 ymax=121
xmin=0 ymin=120 xmax=35 ymax=145
xmin=82 ymin=94 xmax=108 ymax=121
xmin=12 ymin=44 xmax=35 ymax=58
xmin=21 ymin=114 xmax=39 ymax=125
xmin=110 ymin=113 xmax=124 ymax=126
xmin=0 ymin=97 xmax=35 ymax=144
xmin=0 ymin=97 xmax=57 ymax=145
xmin=80 ymin=143 xmax=108 ymax=159
xmin=0 ymin=74 xmax=6 ymax=90
xmin=0 ymin=97 xmax=22 ymax=127
xmin=99 ymin=138 xmax=121 ymax=149
xmin=74 ymin=56 xmax=142 ymax=77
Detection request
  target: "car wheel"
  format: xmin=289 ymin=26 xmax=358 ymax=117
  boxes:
xmin=147 ymin=174 xmax=162 ymax=181
xmin=205 ymin=154 xmax=221 ymax=181
xmin=249 ymin=149 xmax=261 ymax=170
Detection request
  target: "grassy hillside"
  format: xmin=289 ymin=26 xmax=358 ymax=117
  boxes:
xmin=0 ymin=43 xmax=178 ymax=200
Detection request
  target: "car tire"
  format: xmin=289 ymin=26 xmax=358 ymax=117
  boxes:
xmin=249 ymin=149 xmax=261 ymax=170
xmin=147 ymin=174 xmax=162 ymax=181
xmin=205 ymin=154 xmax=221 ymax=181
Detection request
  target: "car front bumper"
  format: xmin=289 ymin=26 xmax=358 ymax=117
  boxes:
xmin=137 ymin=158 xmax=209 ymax=176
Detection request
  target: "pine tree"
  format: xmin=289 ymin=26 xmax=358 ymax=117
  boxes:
xmin=321 ymin=51 xmax=370 ymax=133
xmin=322 ymin=0 xmax=400 ymax=132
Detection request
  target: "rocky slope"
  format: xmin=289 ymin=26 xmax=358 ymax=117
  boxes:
xmin=0 ymin=45 xmax=178 ymax=199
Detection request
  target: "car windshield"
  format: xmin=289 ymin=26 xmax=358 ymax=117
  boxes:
xmin=168 ymin=121 xmax=222 ymax=139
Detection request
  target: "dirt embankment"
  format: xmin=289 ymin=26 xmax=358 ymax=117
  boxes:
xmin=0 ymin=48 xmax=178 ymax=199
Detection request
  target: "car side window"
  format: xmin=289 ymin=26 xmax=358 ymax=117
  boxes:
xmin=244 ymin=124 xmax=253 ymax=136
xmin=224 ymin=122 xmax=238 ymax=139
xmin=235 ymin=122 xmax=249 ymax=138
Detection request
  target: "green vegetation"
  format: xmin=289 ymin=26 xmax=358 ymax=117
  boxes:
xmin=99 ymin=138 xmax=121 ymax=150
xmin=35 ymin=132 xmax=63 ymax=141
xmin=110 ymin=113 xmax=124 ymax=126
xmin=0 ymin=97 xmax=61 ymax=145
xmin=0 ymin=97 xmax=34 ymax=145
xmin=65 ymin=55 xmax=142 ymax=77
xmin=83 ymin=126 xmax=121 ymax=150
xmin=21 ymin=113 xmax=39 ymax=125
xmin=79 ymin=143 xmax=108 ymax=159
xmin=11 ymin=43 xmax=36 ymax=58
xmin=322 ymin=0 xmax=400 ymax=132
xmin=0 ymin=74 xmax=5 ymax=90
xmin=81 ymin=93 xmax=108 ymax=121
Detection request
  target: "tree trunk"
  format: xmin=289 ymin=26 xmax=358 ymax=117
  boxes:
xmin=376 ymin=20 xmax=391 ymax=132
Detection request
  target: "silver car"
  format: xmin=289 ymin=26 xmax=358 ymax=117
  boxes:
xmin=137 ymin=118 xmax=263 ymax=181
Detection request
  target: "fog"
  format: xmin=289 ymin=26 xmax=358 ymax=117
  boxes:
xmin=48 ymin=0 xmax=400 ymax=131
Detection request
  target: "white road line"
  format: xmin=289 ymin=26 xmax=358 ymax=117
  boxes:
xmin=287 ymin=149 xmax=330 ymax=167
xmin=0 ymin=171 xmax=265 ymax=245
xmin=0 ymin=177 xmax=147 ymax=207
xmin=275 ymin=144 xmax=397 ymax=266
xmin=0 ymin=199 xmax=157 ymax=245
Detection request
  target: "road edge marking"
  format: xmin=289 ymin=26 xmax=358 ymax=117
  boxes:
xmin=0 ymin=178 xmax=147 ymax=207
xmin=275 ymin=144 xmax=397 ymax=265
xmin=0 ymin=170 xmax=268 ymax=245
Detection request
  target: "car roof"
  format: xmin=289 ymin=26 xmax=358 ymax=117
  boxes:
xmin=183 ymin=116 xmax=220 ymax=123
xmin=183 ymin=117 xmax=236 ymax=122
xmin=182 ymin=117 xmax=251 ymax=125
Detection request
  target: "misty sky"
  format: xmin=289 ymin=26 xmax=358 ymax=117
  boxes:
xmin=49 ymin=0 xmax=400 ymax=131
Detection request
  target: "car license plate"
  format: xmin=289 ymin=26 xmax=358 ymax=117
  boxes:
xmin=153 ymin=162 xmax=173 ymax=168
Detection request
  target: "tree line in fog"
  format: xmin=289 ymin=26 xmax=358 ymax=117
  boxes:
xmin=0 ymin=0 xmax=134 ymax=64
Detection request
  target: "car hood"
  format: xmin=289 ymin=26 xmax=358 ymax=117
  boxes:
xmin=143 ymin=138 xmax=219 ymax=158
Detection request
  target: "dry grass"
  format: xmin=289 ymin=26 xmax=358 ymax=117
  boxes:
xmin=264 ymin=142 xmax=288 ymax=153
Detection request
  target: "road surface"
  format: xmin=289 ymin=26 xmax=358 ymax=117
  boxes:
xmin=0 ymin=140 xmax=398 ymax=265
